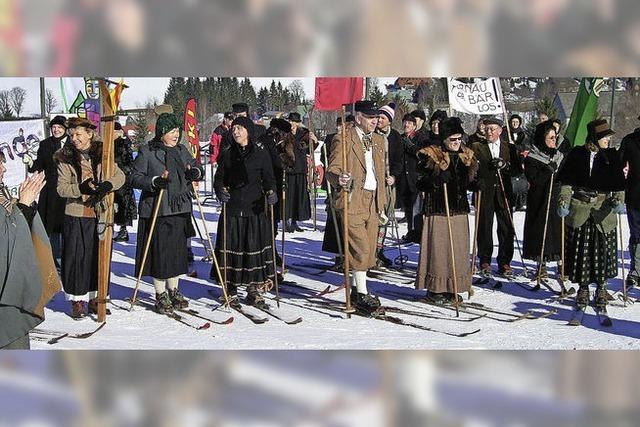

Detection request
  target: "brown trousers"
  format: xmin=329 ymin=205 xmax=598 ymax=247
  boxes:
xmin=338 ymin=190 xmax=378 ymax=271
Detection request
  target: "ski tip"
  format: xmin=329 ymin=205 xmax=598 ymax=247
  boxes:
xmin=198 ymin=322 xmax=212 ymax=330
xmin=222 ymin=317 xmax=234 ymax=324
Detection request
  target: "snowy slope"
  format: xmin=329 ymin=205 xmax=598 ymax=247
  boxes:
xmin=32 ymin=190 xmax=640 ymax=350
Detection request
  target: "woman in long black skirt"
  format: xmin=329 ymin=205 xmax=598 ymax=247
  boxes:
xmin=131 ymin=113 xmax=203 ymax=314
xmin=55 ymin=117 xmax=125 ymax=319
xmin=213 ymin=116 xmax=277 ymax=309
xmin=556 ymin=119 xmax=626 ymax=312
xmin=523 ymin=122 xmax=564 ymax=278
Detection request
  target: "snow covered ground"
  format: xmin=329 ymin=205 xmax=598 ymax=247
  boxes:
xmin=33 ymin=189 xmax=640 ymax=350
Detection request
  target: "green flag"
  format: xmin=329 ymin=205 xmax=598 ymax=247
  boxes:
xmin=564 ymin=78 xmax=605 ymax=147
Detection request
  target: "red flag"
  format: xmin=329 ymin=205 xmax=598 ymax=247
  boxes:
xmin=184 ymin=98 xmax=200 ymax=162
xmin=314 ymin=77 xmax=364 ymax=111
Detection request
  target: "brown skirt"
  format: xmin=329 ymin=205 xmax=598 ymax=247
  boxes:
xmin=416 ymin=214 xmax=471 ymax=294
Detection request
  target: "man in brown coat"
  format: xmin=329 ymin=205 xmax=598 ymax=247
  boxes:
xmin=327 ymin=100 xmax=387 ymax=314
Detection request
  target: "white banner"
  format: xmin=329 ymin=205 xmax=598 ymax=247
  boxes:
xmin=0 ymin=119 xmax=46 ymax=197
xmin=448 ymin=77 xmax=504 ymax=115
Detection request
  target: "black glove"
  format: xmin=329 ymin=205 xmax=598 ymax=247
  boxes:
xmin=490 ymin=157 xmax=506 ymax=170
xmin=547 ymin=161 xmax=558 ymax=172
xmin=217 ymin=187 xmax=231 ymax=203
xmin=436 ymin=170 xmax=451 ymax=185
xmin=79 ymin=178 xmax=97 ymax=195
xmin=266 ymin=190 xmax=278 ymax=205
xmin=152 ymin=176 xmax=170 ymax=190
xmin=93 ymin=181 xmax=113 ymax=199
xmin=185 ymin=167 xmax=201 ymax=182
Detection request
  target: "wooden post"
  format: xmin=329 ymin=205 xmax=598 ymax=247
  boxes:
xmin=341 ymin=106 xmax=354 ymax=315
xmin=309 ymin=109 xmax=317 ymax=231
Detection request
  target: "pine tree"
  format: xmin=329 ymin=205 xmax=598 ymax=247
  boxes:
xmin=370 ymin=85 xmax=385 ymax=107
xmin=257 ymin=87 xmax=269 ymax=115
xmin=164 ymin=77 xmax=186 ymax=119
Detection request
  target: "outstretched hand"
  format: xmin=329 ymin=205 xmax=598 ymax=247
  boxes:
xmin=19 ymin=171 xmax=46 ymax=205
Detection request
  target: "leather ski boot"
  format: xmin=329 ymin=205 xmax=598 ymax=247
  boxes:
xmin=155 ymin=292 xmax=174 ymax=314
xmin=168 ymin=288 xmax=189 ymax=309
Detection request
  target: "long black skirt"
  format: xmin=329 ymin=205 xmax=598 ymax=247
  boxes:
xmin=212 ymin=212 xmax=275 ymax=288
xmin=62 ymin=215 xmax=98 ymax=297
xmin=285 ymin=173 xmax=311 ymax=222
xmin=322 ymin=198 xmax=343 ymax=255
xmin=565 ymin=217 xmax=618 ymax=285
xmin=135 ymin=213 xmax=194 ymax=279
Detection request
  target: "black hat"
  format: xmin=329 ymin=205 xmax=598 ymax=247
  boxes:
xmin=286 ymin=112 xmax=302 ymax=123
xmin=224 ymin=111 xmax=234 ymax=119
xmin=410 ymin=109 xmax=426 ymax=122
xmin=402 ymin=113 xmax=417 ymax=124
xmin=232 ymin=103 xmax=249 ymax=114
xmin=231 ymin=116 xmax=255 ymax=141
xmin=587 ymin=118 xmax=615 ymax=142
xmin=533 ymin=121 xmax=557 ymax=150
xmin=114 ymin=121 xmax=123 ymax=131
xmin=355 ymin=100 xmax=378 ymax=116
xmin=429 ymin=109 xmax=447 ymax=124
xmin=509 ymin=114 xmax=523 ymax=127
xmin=270 ymin=118 xmax=291 ymax=133
xmin=439 ymin=117 xmax=465 ymax=141
xmin=346 ymin=114 xmax=355 ymax=123
xmin=50 ymin=115 xmax=67 ymax=129
xmin=483 ymin=116 xmax=503 ymax=127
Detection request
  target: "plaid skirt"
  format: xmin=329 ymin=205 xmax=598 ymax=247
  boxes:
xmin=565 ymin=217 xmax=618 ymax=285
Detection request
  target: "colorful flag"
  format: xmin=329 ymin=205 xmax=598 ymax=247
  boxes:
xmin=314 ymin=77 xmax=364 ymax=111
xmin=184 ymin=98 xmax=200 ymax=161
xmin=564 ymin=78 xmax=604 ymax=147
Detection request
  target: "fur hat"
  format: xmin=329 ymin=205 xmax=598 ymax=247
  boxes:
xmin=429 ymin=109 xmax=448 ymax=124
xmin=232 ymin=103 xmax=249 ymax=114
xmin=67 ymin=116 xmax=97 ymax=130
xmin=286 ymin=112 xmax=302 ymax=123
xmin=410 ymin=109 xmax=426 ymax=122
xmin=439 ymin=117 xmax=465 ymax=141
xmin=155 ymin=113 xmax=181 ymax=139
xmin=587 ymin=118 xmax=615 ymax=142
xmin=402 ymin=113 xmax=417 ymax=124
xmin=50 ymin=115 xmax=68 ymax=129
xmin=378 ymin=102 xmax=396 ymax=122
xmin=231 ymin=116 xmax=255 ymax=141
xmin=270 ymin=118 xmax=292 ymax=133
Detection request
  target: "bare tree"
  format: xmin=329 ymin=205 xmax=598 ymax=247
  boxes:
xmin=45 ymin=89 xmax=58 ymax=116
xmin=288 ymin=80 xmax=305 ymax=103
xmin=9 ymin=86 xmax=27 ymax=117
xmin=0 ymin=90 xmax=13 ymax=119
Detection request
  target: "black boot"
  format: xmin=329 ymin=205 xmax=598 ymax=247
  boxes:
xmin=626 ymin=274 xmax=639 ymax=291
xmin=376 ymin=248 xmax=393 ymax=268
xmin=576 ymin=285 xmax=589 ymax=309
xmin=168 ymin=288 xmax=189 ymax=309
xmin=113 ymin=227 xmax=129 ymax=242
xmin=425 ymin=292 xmax=449 ymax=305
xmin=155 ymin=292 xmax=174 ymax=314
xmin=594 ymin=285 xmax=608 ymax=310
xmin=187 ymin=247 xmax=194 ymax=263
xmin=351 ymin=289 xmax=383 ymax=316
xmin=245 ymin=284 xmax=268 ymax=309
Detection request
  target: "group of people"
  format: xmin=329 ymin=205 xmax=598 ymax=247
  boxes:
xmin=3 ymin=93 xmax=639 ymax=348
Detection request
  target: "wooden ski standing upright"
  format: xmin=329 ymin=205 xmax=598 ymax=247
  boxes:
xmin=96 ymin=79 xmax=125 ymax=323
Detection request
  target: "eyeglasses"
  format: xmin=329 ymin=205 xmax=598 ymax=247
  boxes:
xmin=448 ymin=136 xmax=463 ymax=142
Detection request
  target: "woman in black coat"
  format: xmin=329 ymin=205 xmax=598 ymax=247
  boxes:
xmin=213 ymin=116 xmax=277 ymax=309
xmin=523 ymin=122 xmax=564 ymax=278
xmin=113 ymin=122 xmax=137 ymax=242
xmin=131 ymin=113 xmax=202 ymax=314
xmin=28 ymin=115 xmax=69 ymax=263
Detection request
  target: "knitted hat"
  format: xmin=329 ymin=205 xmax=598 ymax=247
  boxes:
xmin=49 ymin=115 xmax=67 ymax=129
xmin=231 ymin=116 xmax=255 ymax=141
xmin=270 ymin=118 xmax=292 ymax=133
xmin=378 ymin=102 xmax=396 ymax=122
xmin=155 ymin=113 xmax=182 ymax=139
xmin=439 ymin=117 xmax=465 ymax=141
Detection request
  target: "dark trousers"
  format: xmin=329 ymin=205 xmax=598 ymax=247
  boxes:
xmin=627 ymin=206 xmax=640 ymax=277
xmin=477 ymin=192 xmax=514 ymax=267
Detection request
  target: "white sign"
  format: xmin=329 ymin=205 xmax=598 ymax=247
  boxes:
xmin=448 ymin=77 xmax=504 ymax=115
xmin=0 ymin=119 xmax=46 ymax=197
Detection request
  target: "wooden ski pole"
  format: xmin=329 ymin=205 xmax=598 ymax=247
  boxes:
xmin=281 ymin=171 xmax=286 ymax=274
xmin=536 ymin=173 xmax=555 ymax=290
xmin=129 ymin=175 xmax=166 ymax=310
xmin=443 ymin=182 xmax=460 ymax=317
xmin=309 ymin=109 xmax=317 ymax=231
xmin=269 ymin=195 xmax=280 ymax=307
xmin=469 ymin=190 xmax=481 ymax=298
xmin=341 ymin=106 xmax=354 ymax=315
xmin=496 ymin=168 xmax=529 ymax=277
xmin=192 ymin=181 xmax=228 ymax=306
xmin=619 ymin=213 xmax=627 ymax=304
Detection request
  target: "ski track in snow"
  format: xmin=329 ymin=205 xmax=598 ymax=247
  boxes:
xmin=34 ymin=190 xmax=640 ymax=349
